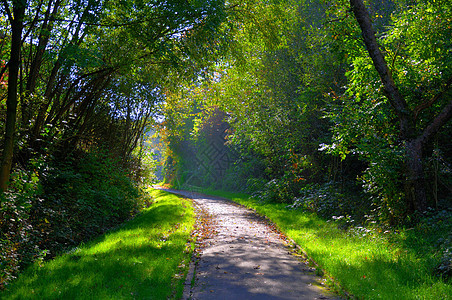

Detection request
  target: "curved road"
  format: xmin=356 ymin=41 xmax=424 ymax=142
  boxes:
xmin=158 ymin=188 xmax=339 ymax=300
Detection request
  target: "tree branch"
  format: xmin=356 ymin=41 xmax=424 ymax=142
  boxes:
xmin=349 ymin=0 xmax=410 ymax=119
xmin=414 ymin=75 xmax=452 ymax=120
xmin=26 ymin=14 xmax=171 ymax=28
xmin=417 ymin=99 xmax=452 ymax=147
xmin=391 ymin=42 xmax=402 ymax=70
xmin=21 ymin=0 xmax=44 ymax=43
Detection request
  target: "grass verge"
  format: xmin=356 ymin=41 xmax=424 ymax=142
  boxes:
xmin=0 ymin=188 xmax=194 ymax=300
xmin=203 ymin=189 xmax=452 ymax=300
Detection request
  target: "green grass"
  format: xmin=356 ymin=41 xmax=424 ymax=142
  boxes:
xmin=203 ymin=189 xmax=452 ymax=300
xmin=1 ymin=189 xmax=195 ymax=300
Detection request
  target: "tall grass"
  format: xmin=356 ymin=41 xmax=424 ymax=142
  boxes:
xmin=1 ymin=189 xmax=194 ymax=299
xmin=204 ymin=189 xmax=452 ymax=300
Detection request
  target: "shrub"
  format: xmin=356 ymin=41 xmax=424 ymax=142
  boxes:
xmin=290 ymin=181 xmax=369 ymax=223
xmin=251 ymin=177 xmax=297 ymax=204
xmin=33 ymin=150 xmax=142 ymax=256
xmin=1 ymin=149 xmax=145 ymax=289
xmin=0 ymin=169 xmax=43 ymax=289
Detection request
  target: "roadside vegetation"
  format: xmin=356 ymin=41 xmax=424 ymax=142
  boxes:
xmin=160 ymin=2 xmax=452 ymax=299
xmin=201 ymin=189 xmax=452 ymax=299
xmin=0 ymin=189 xmax=194 ymax=299
xmin=0 ymin=0 xmax=224 ymax=289
xmin=1 ymin=0 xmax=451 ymax=296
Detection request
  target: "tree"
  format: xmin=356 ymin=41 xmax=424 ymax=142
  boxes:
xmin=0 ymin=0 xmax=228 ymax=192
xmin=348 ymin=0 xmax=452 ymax=214
xmin=159 ymin=0 xmax=352 ymax=199
xmin=0 ymin=0 xmax=27 ymax=191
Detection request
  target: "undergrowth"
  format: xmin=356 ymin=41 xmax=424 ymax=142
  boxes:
xmin=0 ymin=189 xmax=194 ymax=299
xmin=1 ymin=150 xmax=147 ymax=289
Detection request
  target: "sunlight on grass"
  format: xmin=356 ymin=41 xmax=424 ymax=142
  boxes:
xmin=204 ymin=189 xmax=452 ymax=300
xmin=1 ymin=189 xmax=195 ymax=300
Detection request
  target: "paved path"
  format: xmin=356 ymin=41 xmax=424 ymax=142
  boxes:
xmin=158 ymin=188 xmax=339 ymax=300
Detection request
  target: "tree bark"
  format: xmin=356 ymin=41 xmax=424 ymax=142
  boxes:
xmin=405 ymin=139 xmax=427 ymax=212
xmin=0 ymin=0 xmax=27 ymax=191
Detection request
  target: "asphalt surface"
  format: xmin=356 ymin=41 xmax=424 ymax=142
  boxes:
xmin=158 ymin=188 xmax=339 ymax=300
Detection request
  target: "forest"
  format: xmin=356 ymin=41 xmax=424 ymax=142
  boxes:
xmin=0 ymin=0 xmax=451 ymax=295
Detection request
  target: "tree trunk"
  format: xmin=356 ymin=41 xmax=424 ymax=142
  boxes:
xmin=23 ymin=0 xmax=61 ymax=128
xmin=0 ymin=1 xmax=26 ymax=191
xmin=31 ymin=3 xmax=90 ymax=144
xmin=405 ymin=139 xmax=427 ymax=213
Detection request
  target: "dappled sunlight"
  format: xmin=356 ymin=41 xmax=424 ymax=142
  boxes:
xmin=2 ymin=191 xmax=195 ymax=299
xmin=1 ymin=1 xmax=450 ymax=298
xmin=166 ymin=189 xmax=333 ymax=299
xmin=212 ymin=191 xmax=452 ymax=299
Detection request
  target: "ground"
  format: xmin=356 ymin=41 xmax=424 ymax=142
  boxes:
xmin=157 ymin=188 xmax=340 ymax=300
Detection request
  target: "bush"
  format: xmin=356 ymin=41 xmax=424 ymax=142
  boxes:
xmin=33 ymin=150 xmax=142 ymax=256
xmin=417 ymin=208 xmax=452 ymax=279
xmin=359 ymin=145 xmax=408 ymax=225
xmin=251 ymin=177 xmax=297 ymax=204
xmin=221 ymin=154 xmax=267 ymax=192
xmin=1 ymin=149 xmax=145 ymax=289
xmin=289 ymin=181 xmax=369 ymax=223
xmin=0 ymin=169 xmax=43 ymax=289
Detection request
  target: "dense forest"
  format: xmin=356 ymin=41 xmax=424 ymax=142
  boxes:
xmin=1 ymin=0 xmax=451 ymax=290
xmin=162 ymin=0 xmax=451 ymax=222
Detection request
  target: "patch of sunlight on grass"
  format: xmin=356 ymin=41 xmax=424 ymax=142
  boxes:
xmin=1 ymin=188 xmax=195 ymax=300
xmin=204 ymin=189 xmax=452 ymax=300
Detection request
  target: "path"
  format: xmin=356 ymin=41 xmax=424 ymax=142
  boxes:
xmin=158 ymin=188 xmax=339 ymax=300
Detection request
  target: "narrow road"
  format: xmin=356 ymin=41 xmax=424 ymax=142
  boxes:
xmin=158 ymin=188 xmax=338 ymax=300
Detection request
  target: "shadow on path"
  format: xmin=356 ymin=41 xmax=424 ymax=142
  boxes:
xmin=156 ymin=187 xmax=340 ymax=300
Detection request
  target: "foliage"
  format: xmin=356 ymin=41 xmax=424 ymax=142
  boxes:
xmin=0 ymin=168 xmax=42 ymax=289
xmin=161 ymin=0 xmax=340 ymax=201
xmin=158 ymin=0 xmax=452 ymax=229
xmin=2 ymin=0 xmax=452 ymax=291
xmin=290 ymin=181 xmax=369 ymax=223
xmin=161 ymin=101 xmax=236 ymax=189
xmin=222 ymin=152 xmax=267 ymax=192
xmin=0 ymin=150 xmax=146 ymax=288
xmin=136 ymin=150 xmax=161 ymax=185
xmin=417 ymin=208 xmax=452 ymax=279
xmin=1 ymin=189 xmax=195 ymax=299
xmin=0 ymin=0 xmax=230 ymax=289
xmin=323 ymin=0 xmax=452 ymax=219
xmin=33 ymin=150 xmax=143 ymax=255
xmin=0 ymin=0 xmax=230 ymax=188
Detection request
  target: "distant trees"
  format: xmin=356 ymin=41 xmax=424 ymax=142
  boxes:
xmin=161 ymin=0 xmax=345 ymax=199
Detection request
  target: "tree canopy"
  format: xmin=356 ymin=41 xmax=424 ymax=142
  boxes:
xmin=160 ymin=0 xmax=451 ymax=223
xmin=1 ymin=0 xmax=451 ymax=289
